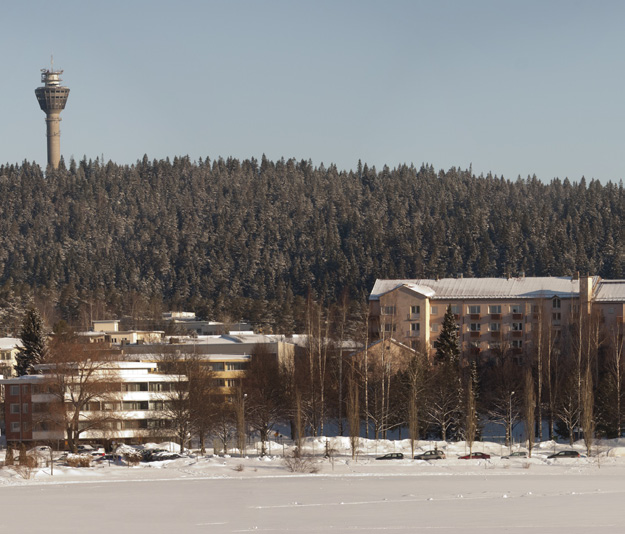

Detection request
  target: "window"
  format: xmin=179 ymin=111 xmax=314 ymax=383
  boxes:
xmin=22 ymin=385 xmax=29 ymax=394
xmin=124 ymin=382 xmax=149 ymax=392
xmin=381 ymin=306 xmax=396 ymax=316
xmin=226 ymin=362 xmax=246 ymax=371
xmin=211 ymin=362 xmax=225 ymax=371
xmin=552 ymin=297 xmax=561 ymax=309
xmin=489 ymin=323 xmax=501 ymax=332
xmin=489 ymin=341 xmax=502 ymax=350
xmin=383 ymin=323 xmax=396 ymax=332
xmin=149 ymin=382 xmax=172 ymax=392
xmin=123 ymin=401 xmax=149 ymax=411
xmin=10 ymin=403 xmax=20 ymax=414
xmin=552 ymin=312 xmax=561 ymax=321
xmin=410 ymin=305 xmax=420 ymax=315
xmin=32 ymin=402 xmax=48 ymax=413
xmin=411 ymin=323 xmax=420 ymax=332
xmin=10 ymin=422 xmax=20 ymax=433
xmin=468 ymin=305 xmax=481 ymax=315
xmin=469 ymin=323 xmax=481 ymax=332
xmin=511 ymin=304 xmax=523 ymax=314
xmin=10 ymin=385 xmax=19 ymax=396
xmin=430 ymin=324 xmax=439 ymax=333
xmin=22 ymin=403 xmax=28 ymax=414
xmin=511 ymin=322 xmax=523 ymax=331
xmin=430 ymin=306 xmax=438 ymax=315
xmin=511 ymin=340 xmax=523 ymax=349
xmin=450 ymin=305 xmax=461 ymax=315
xmin=488 ymin=305 xmax=502 ymax=314
xmin=608 ymin=307 xmax=615 ymax=314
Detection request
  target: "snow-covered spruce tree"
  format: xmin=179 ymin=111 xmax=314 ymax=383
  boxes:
xmin=434 ymin=305 xmax=460 ymax=363
xmin=14 ymin=307 xmax=48 ymax=376
xmin=428 ymin=305 xmax=463 ymax=440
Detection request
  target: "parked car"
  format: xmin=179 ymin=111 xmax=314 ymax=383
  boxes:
xmin=547 ymin=450 xmax=580 ymax=459
xmin=375 ymin=453 xmax=404 ymax=460
xmin=502 ymin=451 xmax=528 ymax=459
xmin=414 ymin=450 xmax=446 ymax=460
xmin=458 ymin=452 xmax=491 ymax=460
xmin=77 ymin=444 xmax=105 ymax=457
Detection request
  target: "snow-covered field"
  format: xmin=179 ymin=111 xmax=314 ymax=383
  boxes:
xmin=2 ymin=437 xmax=625 ymax=533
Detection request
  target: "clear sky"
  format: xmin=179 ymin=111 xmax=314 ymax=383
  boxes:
xmin=3 ymin=0 xmax=625 ymax=183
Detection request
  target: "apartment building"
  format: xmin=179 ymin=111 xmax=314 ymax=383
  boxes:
xmin=0 ymin=338 xmax=22 ymax=378
xmin=370 ymin=275 xmax=625 ymax=358
xmin=1 ymin=361 xmax=185 ymax=446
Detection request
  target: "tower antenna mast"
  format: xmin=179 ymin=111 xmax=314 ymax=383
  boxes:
xmin=34 ymin=59 xmax=70 ymax=169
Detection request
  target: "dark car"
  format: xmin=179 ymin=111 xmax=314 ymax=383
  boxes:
xmin=375 ymin=453 xmax=404 ymax=460
xmin=458 ymin=452 xmax=491 ymax=460
xmin=547 ymin=450 xmax=580 ymax=459
xmin=414 ymin=450 xmax=446 ymax=460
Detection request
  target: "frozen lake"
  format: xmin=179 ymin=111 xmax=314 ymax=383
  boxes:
xmin=3 ymin=437 xmax=625 ymax=533
xmin=2 ymin=469 xmax=625 ymax=533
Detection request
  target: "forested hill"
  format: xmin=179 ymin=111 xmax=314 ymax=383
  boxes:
xmin=0 ymin=156 xmax=623 ymax=330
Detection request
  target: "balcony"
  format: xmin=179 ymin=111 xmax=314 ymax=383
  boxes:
xmin=512 ymin=313 xmax=524 ymax=320
xmin=490 ymin=331 xmax=500 ymax=338
xmin=512 ymin=331 xmax=523 ymax=338
xmin=490 ymin=313 xmax=502 ymax=320
xmin=470 ymin=314 xmax=480 ymax=321
xmin=470 ymin=331 xmax=481 ymax=339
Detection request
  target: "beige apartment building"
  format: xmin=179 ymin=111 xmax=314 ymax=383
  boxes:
xmin=370 ymin=275 xmax=625 ymax=358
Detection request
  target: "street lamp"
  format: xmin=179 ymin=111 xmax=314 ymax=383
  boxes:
xmin=239 ymin=393 xmax=247 ymax=457
xmin=509 ymin=391 xmax=515 ymax=453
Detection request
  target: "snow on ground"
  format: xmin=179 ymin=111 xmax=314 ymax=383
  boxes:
xmin=2 ymin=438 xmax=625 ymax=533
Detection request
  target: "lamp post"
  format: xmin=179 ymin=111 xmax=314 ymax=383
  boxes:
xmin=509 ymin=391 xmax=515 ymax=453
xmin=238 ymin=392 xmax=247 ymax=457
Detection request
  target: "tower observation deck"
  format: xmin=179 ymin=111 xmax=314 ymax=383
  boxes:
xmin=35 ymin=63 xmax=70 ymax=169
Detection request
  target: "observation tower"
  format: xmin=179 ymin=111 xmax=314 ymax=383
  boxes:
xmin=35 ymin=60 xmax=70 ymax=169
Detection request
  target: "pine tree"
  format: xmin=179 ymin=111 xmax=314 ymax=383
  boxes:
xmin=14 ymin=307 xmax=47 ymax=376
xmin=434 ymin=305 xmax=460 ymax=363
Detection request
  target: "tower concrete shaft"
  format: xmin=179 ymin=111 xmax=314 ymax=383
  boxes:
xmin=35 ymin=66 xmax=70 ymax=169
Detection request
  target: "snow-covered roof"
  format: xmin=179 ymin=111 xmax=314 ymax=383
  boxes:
xmin=595 ymin=280 xmax=625 ymax=302
xmin=165 ymin=334 xmax=294 ymax=346
xmin=0 ymin=337 xmax=22 ymax=351
xmin=128 ymin=353 xmax=250 ymax=362
xmin=370 ymin=277 xmax=589 ymax=301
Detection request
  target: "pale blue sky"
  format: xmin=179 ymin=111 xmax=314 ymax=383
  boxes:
xmin=3 ymin=0 xmax=625 ymax=183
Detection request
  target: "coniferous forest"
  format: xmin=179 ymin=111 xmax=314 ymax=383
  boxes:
xmin=0 ymin=156 xmax=624 ymax=332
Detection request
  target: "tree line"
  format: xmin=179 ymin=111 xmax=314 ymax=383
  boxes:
xmin=0 ymin=156 xmax=623 ymax=334
xmin=10 ymin=300 xmax=625 ymax=456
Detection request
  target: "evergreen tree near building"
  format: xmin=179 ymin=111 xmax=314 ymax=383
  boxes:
xmin=434 ymin=305 xmax=460 ymax=364
xmin=14 ymin=307 xmax=47 ymax=376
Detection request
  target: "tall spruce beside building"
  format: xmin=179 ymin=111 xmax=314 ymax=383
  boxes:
xmin=14 ymin=307 xmax=47 ymax=376
xmin=434 ymin=305 xmax=460 ymax=363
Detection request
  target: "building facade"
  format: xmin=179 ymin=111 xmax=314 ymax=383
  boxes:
xmin=1 ymin=362 xmax=185 ymax=446
xmin=370 ymin=275 xmax=625 ymax=358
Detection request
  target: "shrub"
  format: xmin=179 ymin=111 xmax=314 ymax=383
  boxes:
xmin=66 ymin=454 xmax=92 ymax=468
xmin=283 ymin=454 xmax=319 ymax=474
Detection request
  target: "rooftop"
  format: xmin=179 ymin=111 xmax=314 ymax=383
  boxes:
xmin=370 ymin=277 xmax=593 ymax=301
